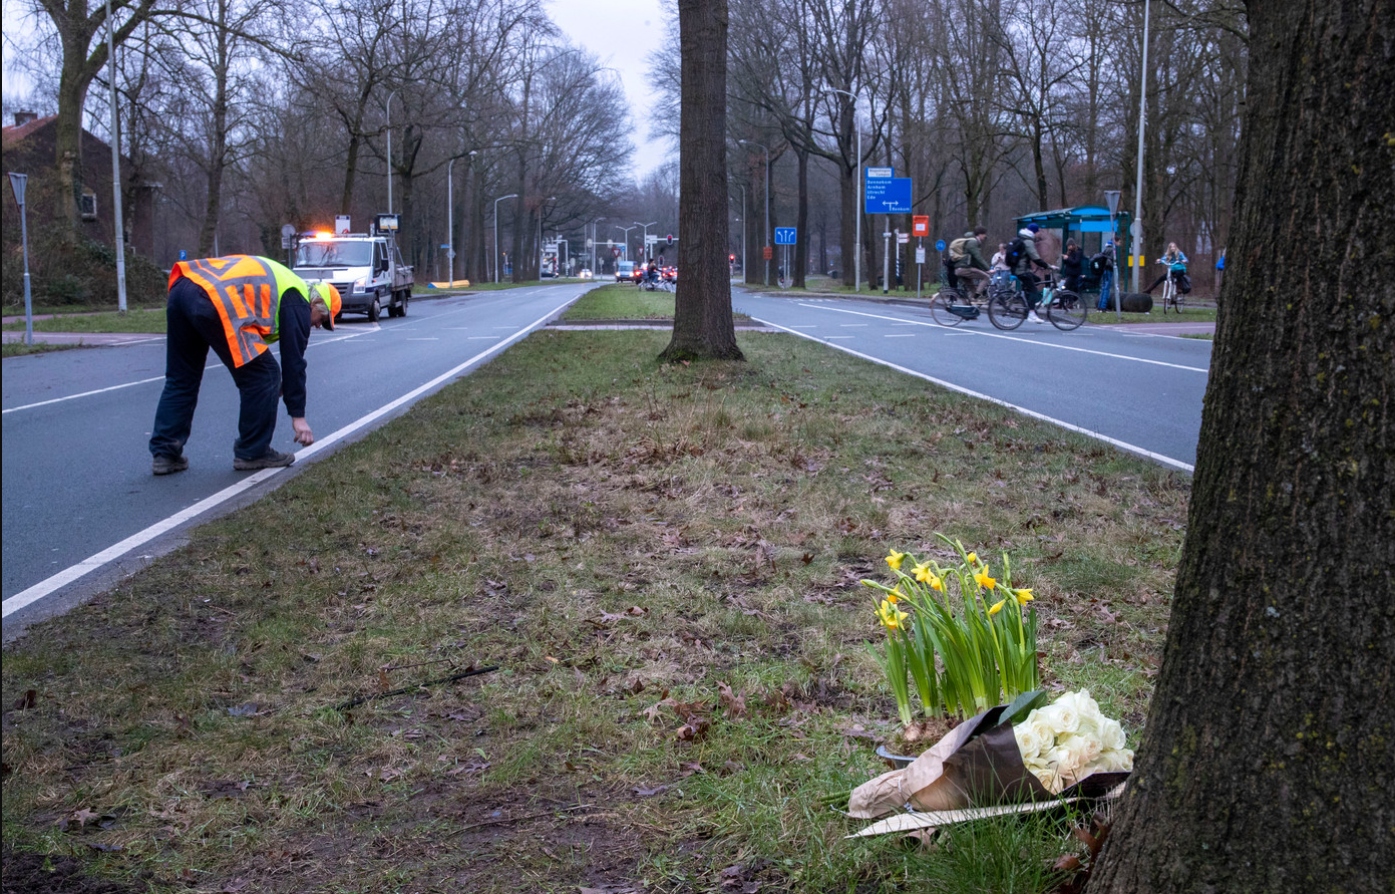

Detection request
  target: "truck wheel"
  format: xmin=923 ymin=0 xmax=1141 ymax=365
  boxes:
xmin=387 ymin=295 xmax=400 ymax=318
xmin=368 ymin=296 xmax=381 ymax=322
xmin=398 ymin=291 xmax=408 ymax=317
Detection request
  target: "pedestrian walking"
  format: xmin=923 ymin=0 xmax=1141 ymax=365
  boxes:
xmin=149 ymin=255 xmax=341 ymax=475
xmin=1060 ymin=239 xmax=1084 ymax=292
xmin=1093 ymin=242 xmax=1117 ymax=312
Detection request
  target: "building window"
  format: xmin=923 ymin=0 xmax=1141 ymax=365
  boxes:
xmin=79 ymin=191 xmax=98 ymax=220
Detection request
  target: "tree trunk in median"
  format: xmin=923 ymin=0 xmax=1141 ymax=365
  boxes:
xmin=1090 ymin=2 xmax=1393 ymax=891
xmin=660 ymin=0 xmax=742 ymax=362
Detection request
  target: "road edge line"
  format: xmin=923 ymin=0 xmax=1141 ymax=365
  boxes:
xmin=3 ymin=296 xmax=577 ymax=619
xmin=752 ymin=316 xmax=1196 ymax=474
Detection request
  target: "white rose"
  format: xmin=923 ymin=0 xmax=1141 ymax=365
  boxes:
xmin=1014 ymin=717 xmax=1056 ymax=761
xmin=1094 ymin=748 xmax=1135 ymax=773
xmin=1058 ymin=732 xmax=1102 ymax=770
xmin=1044 ymin=701 xmax=1081 ymax=735
xmin=1030 ymin=764 xmax=1064 ymax=794
xmin=1099 ymin=718 xmax=1127 ymax=752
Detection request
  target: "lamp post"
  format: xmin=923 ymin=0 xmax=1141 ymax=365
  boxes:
xmin=738 ymin=139 xmax=771 ymax=285
xmin=493 ymin=192 xmax=517 ymax=283
xmin=739 ymin=184 xmax=746 ymax=280
xmin=591 ymin=217 xmax=604 ymax=273
xmin=829 ymin=88 xmax=861 ymax=293
xmin=1131 ymin=0 xmax=1151 ymax=293
xmin=7 ymin=173 xmax=34 ymax=345
xmin=634 ymin=221 xmax=658 ymax=261
xmin=105 ymin=0 xmax=127 ymax=312
xmin=614 ymin=224 xmax=638 ymax=262
xmin=385 ymin=90 xmax=400 ymax=214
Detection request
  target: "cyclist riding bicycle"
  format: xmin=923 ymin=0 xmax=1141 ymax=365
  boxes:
xmin=644 ymin=260 xmax=661 ymax=286
xmin=948 ymin=226 xmax=992 ymax=299
xmin=1145 ymin=243 xmax=1189 ymax=293
xmin=1009 ymin=223 xmax=1056 ymax=324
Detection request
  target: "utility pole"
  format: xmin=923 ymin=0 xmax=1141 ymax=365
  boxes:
xmin=1131 ymin=0 xmax=1151 ymax=293
xmin=106 ymin=0 xmax=127 ymax=311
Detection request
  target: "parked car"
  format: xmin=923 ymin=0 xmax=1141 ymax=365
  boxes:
xmin=615 ymin=260 xmax=636 ymax=282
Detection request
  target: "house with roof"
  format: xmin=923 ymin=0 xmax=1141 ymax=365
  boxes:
xmin=2 ymin=110 xmax=156 ymax=257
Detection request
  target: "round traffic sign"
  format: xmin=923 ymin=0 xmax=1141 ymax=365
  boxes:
xmin=935 ymin=239 xmax=946 ymax=251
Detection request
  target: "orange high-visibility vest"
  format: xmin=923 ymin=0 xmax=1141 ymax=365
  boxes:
xmin=169 ymin=255 xmax=311 ymax=368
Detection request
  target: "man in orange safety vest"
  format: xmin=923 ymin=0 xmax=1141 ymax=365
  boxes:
xmin=148 ymin=255 xmax=340 ymax=475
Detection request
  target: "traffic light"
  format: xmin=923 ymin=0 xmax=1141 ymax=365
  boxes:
xmin=729 ymin=253 xmax=735 ymax=262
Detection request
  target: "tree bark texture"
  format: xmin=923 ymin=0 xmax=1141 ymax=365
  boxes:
xmin=1091 ymin=2 xmax=1393 ymax=891
xmin=661 ymin=0 xmax=742 ymax=362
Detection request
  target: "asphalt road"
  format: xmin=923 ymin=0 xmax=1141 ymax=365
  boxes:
xmin=733 ymin=291 xmax=1210 ymax=469
xmin=2 ymin=285 xmax=592 ymax=629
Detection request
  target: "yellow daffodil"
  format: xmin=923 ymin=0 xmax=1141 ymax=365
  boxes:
xmin=974 ymin=566 xmax=997 ymax=590
xmin=885 ymin=549 xmax=907 ymax=571
xmin=965 ymin=551 xmax=979 ymax=564
xmin=886 ymin=589 xmax=901 ymax=604
xmin=912 ymin=562 xmax=934 ymax=583
xmin=930 ymin=575 xmax=945 ymax=592
xmin=988 ymin=599 xmax=1005 ymax=616
xmin=877 ymin=599 xmax=908 ymax=630
xmin=1015 ymin=588 xmax=1034 ymax=605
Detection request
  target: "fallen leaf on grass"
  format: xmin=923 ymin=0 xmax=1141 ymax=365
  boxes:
xmin=446 ymin=761 xmax=490 ymax=776
xmin=633 ymin=784 xmax=670 ymax=797
xmin=12 ymin=689 xmax=37 ymax=710
xmin=678 ymin=761 xmax=705 ymax=777
xmin=226 ymin=703 xmax=259 ymax=717
xmin=717 ymin=682 xmax=746 ymax=720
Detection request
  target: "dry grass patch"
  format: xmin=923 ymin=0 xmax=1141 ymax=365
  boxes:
xmin=2 ymin=330 xmax=1188 ymax=892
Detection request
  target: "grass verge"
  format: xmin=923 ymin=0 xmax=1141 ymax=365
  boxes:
xmin=2 ymin=329 xmax=1186 ymax=892
xmin=2 ymin=308 xmax=167 ymax=334
xmin=1 ymin=342 xmax=90 ymax=358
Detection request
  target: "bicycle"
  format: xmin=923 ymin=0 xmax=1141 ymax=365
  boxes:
xmin=929 ymin=269 xmax=990 ymax=326
xmin=986 ymin=270 xmax=1088 ymax=331
xmin=1159 ymin=268 xmax=1186 ymax=314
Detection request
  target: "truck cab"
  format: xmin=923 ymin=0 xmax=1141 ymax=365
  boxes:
xmin=293 ymin=227 xmax=413 ymax=322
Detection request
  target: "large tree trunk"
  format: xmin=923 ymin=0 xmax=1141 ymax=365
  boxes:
xmin=660 ymin=0 xmax=741 ymax=362
xmin=1091 ymin=2 xmax=1393 ymax=891
xmin=794 ymin=144 xmax=808 ymax=288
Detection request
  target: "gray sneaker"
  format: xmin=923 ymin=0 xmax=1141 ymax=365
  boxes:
xmin=152 ymin=454 xmax=189 ymax=475
xmin=233 ymin=449 xmax=296 ymax=471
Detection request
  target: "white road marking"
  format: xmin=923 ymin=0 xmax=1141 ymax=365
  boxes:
xmin=3 ymin=325 xmax=379 ymax=415
xmin=825 ymin=335 xmax=855 ymax=340
xmin=467 ymin=336 xmax=499 ymax=340
xmin=406 ymin=338 xmax=440 ymax=341
xmin=796 ymin=303 xmax=1209 ymax=373
xmin=839 ymin=323 xmax=869 ymax=327
xmin=755 ymin=315 xmax=1195 ymax=473
xmin=2 ymin=297 xmax=578 ymax=619
xmin=884 ymin=334 xmax=916 ymax=338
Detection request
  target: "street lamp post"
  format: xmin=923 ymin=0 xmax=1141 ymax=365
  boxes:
xmin=385 ymin=90 xmax=402 ymax=215
xmin=1131 ymin=0 xmax=1151 ymax=293
xmin=634 ymin=221 xmax=658 ymax=261
xmin=829 ymin=88 xmax=861 ymax=293
xmin=614 ymin=225 xmax=638 ymax=262
xmin=591 ymin=217 xmax=604 ymax=273
xmin=493 ymin=192 xmax=517 ymax=283
xmin=738 ymin=139 xmax=771 ymax=285
xmin=740 ymin=185 xmax=746 ymax=280
xmin=105 ymin=0 xmax=127 ymax=312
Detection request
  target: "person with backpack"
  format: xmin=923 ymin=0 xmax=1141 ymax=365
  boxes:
xmin=1093 ymin=242 xmax=1117 ymax=312
xmin=1008 ymin=223 xmax=1055 ymax=323
xmin=948 ymin=226 xmax=991 ymax=297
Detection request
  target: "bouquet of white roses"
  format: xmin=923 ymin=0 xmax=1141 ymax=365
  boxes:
xmin=1012 ymin=690 xmax=1133 ymax=794
xmin=847 ymin=689 xmax=1132 ymax=820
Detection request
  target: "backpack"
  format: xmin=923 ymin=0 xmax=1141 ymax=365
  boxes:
xmin=1089 ymin=252 xmax=1112 ymax=276
xmin=1004 ymin=238 xmax=1027 ymax=269
xmin=1177 ymin=273 xmax=1192 ymax=294
xmin=948 ymin=237 xmax=971 ymax=262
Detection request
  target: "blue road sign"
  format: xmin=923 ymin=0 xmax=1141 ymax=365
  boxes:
xmin=179 ymin=250 xmax=188 ymax=260
xmin=935 ymin=240 xmax=947 ymax=252
xmin=774 ymin=227 xmax=797 ymax=245
xmin=865 ymin=176 xmax=912 ymax=214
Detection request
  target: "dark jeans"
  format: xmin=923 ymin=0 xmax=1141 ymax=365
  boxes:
xmin=1016 ymin=272 xmax=1043 ymax=310
xmin=150 ymin=278 xmax=281 ymax=461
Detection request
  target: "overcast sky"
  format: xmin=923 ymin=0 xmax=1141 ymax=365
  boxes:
xmin=545 ymin=0 xmax=673 ymax=181
xmin=2 ymin=0 xmax=673 ymax=179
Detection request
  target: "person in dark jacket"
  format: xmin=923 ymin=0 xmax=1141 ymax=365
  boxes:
xmin=950 ymin=226 xmax=992 ymax=297
xmin=1011 ymin=224 xmax=1055 ymax=323
xmin=1060 ymin=239 xmax=1084 ymax=292
xmin=148 ymin=255 xmax=340 ymax=475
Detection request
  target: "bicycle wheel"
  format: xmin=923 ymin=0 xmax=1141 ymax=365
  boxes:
xmin=988 ymin=289 xmax=1028 ymax=330
xmin=1048 ymin=289 xmax=1088 ymax=330
xmin=929 ymin=289 xmax=968 ymax=326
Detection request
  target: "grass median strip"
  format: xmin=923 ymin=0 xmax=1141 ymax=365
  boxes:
xmin=1 ymin=307 xmax=168 ymax=334
xmin=1 ymin=328 xmax=1187 ymax=892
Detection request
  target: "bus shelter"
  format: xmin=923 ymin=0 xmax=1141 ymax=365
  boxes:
xmin=1013 ymin=205 xmax=1133 ymax=293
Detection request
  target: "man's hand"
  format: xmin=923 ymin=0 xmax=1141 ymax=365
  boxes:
xmin=292 ymin=417 xmax=315 ymax=446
